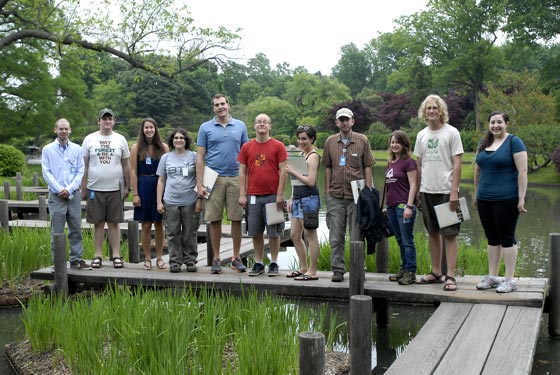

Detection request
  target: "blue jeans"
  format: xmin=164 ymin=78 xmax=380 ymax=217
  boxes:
xmin=387 ymin=205 xmax=417 ymax=272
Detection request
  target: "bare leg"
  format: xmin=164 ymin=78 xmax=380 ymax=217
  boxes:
xmin=231 ymin=220 xmax=242 ymax=259
xmin=252 ymin=234 xmax=265 ymax=262
xmin=210 ymin=221 xmax=222 ymax=260
xmin=154 ymin=221 xmax=165 ymax=261
xmin=107 ymin=222 xmax=121 ymax=258
xmin=290 ymin=219 xmax=308 ymax=273
xmin=268 ymin=236 xmax=280 ymax=263
xmin=304 ymin=228 xmax=319 ymax=276
xmin=93 ymin=222 xmax=105 ymax=258
xmin=487 ymin=245 xmax=502 ymax=276
xmin=443 ymin=234 xmax=458 ymax=278
xmin=502 ymin=245 xmax=518 ymax=279
xmin=428 ymin=232 xmax=443 ymax=276
xmin=141 ymin=222 xmax=153 ymax=261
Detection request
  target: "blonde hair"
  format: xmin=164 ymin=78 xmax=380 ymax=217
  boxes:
xmin=418 ymin=94 xmax=449 ymax=124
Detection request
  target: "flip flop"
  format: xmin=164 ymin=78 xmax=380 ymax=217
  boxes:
xmin=417 ymin=271 xmax=444 ymax=284
xmin=156 ymin=259 xmax=167 ymax=270
xmin=143 ymin=260 xmax=152 ymax=270
xmin=294 ymin=274 xmax=319 ymax=281
xmin=286 ymin=270 xmax=304 ymax=278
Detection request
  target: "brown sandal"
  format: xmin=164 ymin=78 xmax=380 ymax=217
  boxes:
xmin=156 ymin=259 xmax=167 ymax=269
xmin=113 ymin=257 xmax=124 ymax=269
xmin=418 ymin=271 xmax=444 ymax=284
xmin=91 ymin=256 xmax=102 ymax=269
xmin=443 ymin=275 xmax=457 ymax=291
xmin=143 ymin=260 xmax=152 ymax=270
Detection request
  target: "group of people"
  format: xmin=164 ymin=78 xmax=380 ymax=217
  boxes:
xmin=382 ymin=95 xmax=527 ymax=293
xmin=41 ymin=93 xmax=527 ymax=293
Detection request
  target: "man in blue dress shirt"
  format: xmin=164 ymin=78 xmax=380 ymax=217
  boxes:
xmin=41 ymin=118 xmax=90 ymax=269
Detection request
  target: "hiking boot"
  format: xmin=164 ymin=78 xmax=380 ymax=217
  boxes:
xmin=248 ymin=262 xmax=265 ymax=276
xmin=476 ymin=275 xmax=502 ymax=290
xmin=398 ymin=270 xmax=417 ymax=285
xmin=70 ymin=259 xmax=91 ymax=269
xmin=268 ymin=262 xmax=279 ymax=276
xmin=231 ymin=257 xmax=247 ymax=272
xmin=186 ymin=261 xmax=197 ymax=272
xmin=497 ymin=279 xmax=517 ymax=293
xmin=331 ymin=271 xmax=344 ymax=282
xmin=389 ymin=269 xmax=405 ymax=282
xmin=211 ymin=259 xmax=222 ymax=274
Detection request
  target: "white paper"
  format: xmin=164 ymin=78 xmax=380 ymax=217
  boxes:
xmin=351 ymin=179 xmax=365 ymax=204
xmin=434 ymin=197 xmax=471 ymax=228
xmin=193 ymin=165 xmax=219 ymax=199
xmin=288 ymin=156 xmax=308 ymax=187
xmin=265 ymin=202 xmax=285 ymax=225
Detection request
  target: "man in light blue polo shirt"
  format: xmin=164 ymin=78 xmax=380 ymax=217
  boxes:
xmin=196 ymin=94 xmax=249 ymax=274
xmin=41 ymin=118 xmax=90 ymax=269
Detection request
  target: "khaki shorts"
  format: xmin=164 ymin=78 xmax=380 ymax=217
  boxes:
xmin=86 ymin=190 xmax=124 ymax=224
xmin=204 ymin=176 xmax=243 ymax=222
xmin=419 ymin=193 xmax=460 ymax=236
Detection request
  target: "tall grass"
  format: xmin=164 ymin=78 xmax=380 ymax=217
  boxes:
xmin=22 ymin=285 xmax=342 ymax=375
xmin=0 ymin=227 xmax=129 ymax=285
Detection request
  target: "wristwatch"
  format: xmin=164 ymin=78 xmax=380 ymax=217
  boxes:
xmin=405 ymin=204 xmax=415 ymax=210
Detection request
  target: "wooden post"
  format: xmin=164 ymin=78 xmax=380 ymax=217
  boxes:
xmin=549 ymin=233 xmax=560 ymax=337
xmin=128 ymin=220 xmax=140 ymax=263
xmin=206 ymin=223 xmax=214 ymax=266
xmin=349 ymin=241 xmax=365 ymax=297
xmin=3 ymin=181 xmax=9 ymax=200
xmin=350 ymin=295 xmax=372 ymax=375
xmin=15 ymin=172 xmax=22 ymax=200
xmin=375 ymin=237 xmax=389 ymax=273
xmin=299 ymin=331 xmax=325 ymax=375
xmin=32 ymin=172 xmax=39 ymax=186
xmin=53 ymin=233 xmax=68 ymax=296
xmin=0 ymin=200 xmax=9 ymax=231
xmin=38 ymin=195 xmax=48 ymax=221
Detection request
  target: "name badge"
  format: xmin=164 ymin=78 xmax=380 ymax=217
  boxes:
xmin=146 ymin=156 xmax=152 ymax=165
xmin=183 ymin=167 xmax=189 ymax=176
xmin=339 ymin=155 xmax=346 ymax=166
xmin=250 ymin=195 xmax=256 ymax=205
xmin=89 ymin=190 xmax=95 ymax=200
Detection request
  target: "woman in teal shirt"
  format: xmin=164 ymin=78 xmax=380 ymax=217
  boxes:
xmin=474 ymin=111 xmax=528 ymax=293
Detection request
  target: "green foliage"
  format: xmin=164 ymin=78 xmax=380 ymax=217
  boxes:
xmin=244 ymin=96 xmax=297 ymax=137
xmin=0 ymin=144 xmax=26 ymax=177
xmin=315 ymin=132 xmax=331 ymax=149
xmin=514 ymin=124 xmax=560 ymax=171
xmin=460 ymin=130 xmax=484 ymax=153
xmin=368 ymin=134 xmax=390 ymax=150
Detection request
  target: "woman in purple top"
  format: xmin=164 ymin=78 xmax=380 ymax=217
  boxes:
xmin=384 ymin=130 xmax=418 ymax=285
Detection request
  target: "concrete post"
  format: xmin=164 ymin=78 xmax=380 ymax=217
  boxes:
xmin=53 ymin=233 xmax=68 ymax=296
xmin=299 ymin=331 xmax=325 ymax=375
xmin=350 ymin=295 xmax=372 ymax=375
xmin=32 ymin=172 xmax=38 ymax=186
xmin=549 ymin=233 xmax=560 ymax=337
xmin=3 ymin=181 xmax=9 ymax=200
xmin=38 ymin=195 xmax=48 ymax=221
xmin=15 ymin=172 xmax=22 ymax=200
xmin=349 ymin=241 xmax=365 ymax=297
xmin=128 ymin=220 xmax=140 ymax=263
xmin=0 ymin=200 xmax=9 ymax=231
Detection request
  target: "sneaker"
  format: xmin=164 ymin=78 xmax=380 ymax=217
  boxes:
xmin=70 ymin=259 xmax=91 ymax=269
xmin=389 ymin=269 xmax=405 ymax=282
xmin=476 ymin=275 xmax=502 ymax=290
xmin=249 ymin=262 xmax=265 ymax=276
xmin=211 ymin=259 xmax=222 ymax=274
xmin=231 ymin=257 xmax=247 ymax=272
xmin=331 ymin=271 xmax=344 ymax=282
xmin=169 ymin=263 xmax=181 ymax=273
xmin=398 ymin=270 xmax=417 ymax=285
xmin=186 ymin=262 xmax=197 ymax=272
xmin=497 ymin=279 xmax=517 ymax=293
xmin=268 ymin=262 xmax=279 ymax=277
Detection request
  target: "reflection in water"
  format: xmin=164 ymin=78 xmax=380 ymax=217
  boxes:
xmin=0 ymin=308 xmax=23 ymax=375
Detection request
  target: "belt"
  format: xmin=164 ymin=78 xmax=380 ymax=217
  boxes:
xmin=140 ymin=174 xmax=157 ymax=176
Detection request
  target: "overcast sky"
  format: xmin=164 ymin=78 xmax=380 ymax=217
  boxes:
xmin=188 ymin=0 xmax=427 ymax=74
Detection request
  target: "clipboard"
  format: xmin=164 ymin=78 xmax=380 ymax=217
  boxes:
xmin=434 ymin=197 xmax=471 ymax=228
xmin=288 ymin=156 xmax=308 ymax=186
xmin=265 ymin=202 xmax=285 ymax=225
xmin=194 ymin=165 xmax=219 ymax=199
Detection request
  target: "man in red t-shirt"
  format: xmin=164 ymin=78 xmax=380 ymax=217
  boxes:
xmin=238 ymin=113 xmax=288 ymax=276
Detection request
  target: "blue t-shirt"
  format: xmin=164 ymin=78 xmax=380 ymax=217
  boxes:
xmin=476 ymin=134 xmax=526 ymax=200
xmin=196 ymin=117 xmax=248 ymax=176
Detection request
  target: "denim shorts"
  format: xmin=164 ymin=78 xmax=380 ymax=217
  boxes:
xmin=291 ymin=195 xmax=320 ymax=219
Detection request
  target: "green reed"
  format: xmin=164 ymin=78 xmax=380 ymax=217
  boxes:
xmin=21 ymin=285 xmax=341 ymax=375
xmin=0 ymin=227 xmax=129 ymax=285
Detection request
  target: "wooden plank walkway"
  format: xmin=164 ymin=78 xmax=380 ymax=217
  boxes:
xmin=29 ymin=265 xmax=547 ymax=308
xmin=384 ymin=302 xmax=542 ymax=375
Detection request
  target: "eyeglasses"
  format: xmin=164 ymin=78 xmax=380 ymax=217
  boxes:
xmin=297 ymin=125 xmax=311 ymax=131
xmin=255 ymin=120 xmax=270 ymax=125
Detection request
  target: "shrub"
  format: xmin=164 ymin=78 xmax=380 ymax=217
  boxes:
xmin=552 ymin=146 xmax=560 ymax=174
xmin=315 ymin=132 xmax=330 ymax=149
xmin=0 ymin=144 xmax=26 ymax=177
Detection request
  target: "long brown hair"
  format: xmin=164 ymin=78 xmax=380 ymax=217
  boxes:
xmin=137 ymin=118 xmax=166 ymax=160
xmin=388 ymin=130 xmax=413 ymax=162
xmin=477 ymin=111 xmax=510 ymax=152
